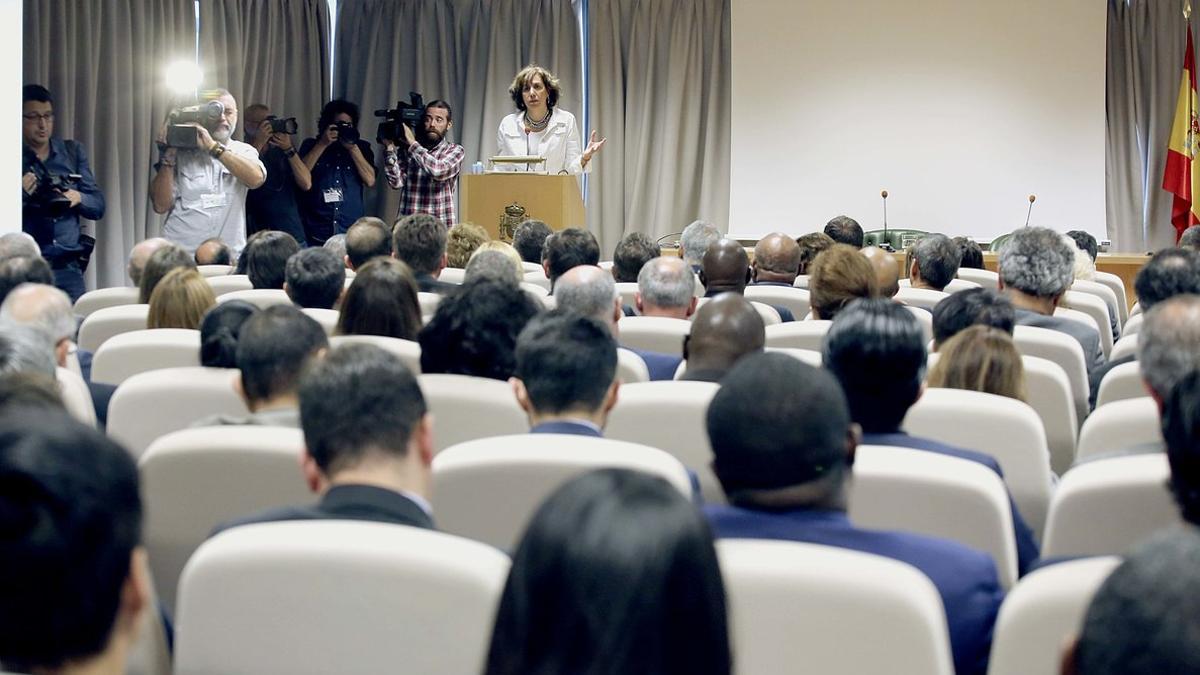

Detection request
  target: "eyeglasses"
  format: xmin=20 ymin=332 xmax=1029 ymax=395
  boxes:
xmin=23 ymin=113 xmax=54 ymax=122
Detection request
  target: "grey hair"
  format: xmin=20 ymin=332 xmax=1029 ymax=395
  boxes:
xmin=555 ymin=269 xmax=618 ymax=324
xmin=0 ymin=322 xmax=56 ymax=377
xmin=680 ymin=220 xmax=721 ymax=266
xmin=1064 ymin=234 xmax=1096 ymax=281
xmin=1181 ymin=225 xmax=1200 ymax=250
xmin=1138 ymin=295 xmax=1200 ymax=398
xmin=637 ymin=257 xmax=694 ymax=309
xmin=465 ymin=249 xmax=522 ymax=286
xmin=323 ymin=234 xmax=348 ymax=262
xmin=998 ymin=227 xmax=1075 ymax=298
xmin=0 ymin=283 xmax=75 ymax=342
xmin=912 ymin=234 xmax=962 ymax=290
xmin=0 ymin=233 xmax=41 ymax=263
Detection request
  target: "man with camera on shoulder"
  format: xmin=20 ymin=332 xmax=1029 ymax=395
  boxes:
xmin=21 ymin=84 xmax=106 ymax=302
xmin=151 ymin=88 xmax=267 ymax=257
xmin=382 ymin=98 xmax=465 ymax=227
xmin=299 ymin=99 xmax=376 ymax=246
xmin=243 ymin=103 xmax=310 ymax=244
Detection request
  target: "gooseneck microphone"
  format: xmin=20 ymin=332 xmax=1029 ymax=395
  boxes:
xmin=881 ymin=189 xmax=889 ymax=245
xmin=1025 ymin=194 xmax=1036 ymax=227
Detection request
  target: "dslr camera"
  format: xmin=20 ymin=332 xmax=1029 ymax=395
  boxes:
xmin=23 ymin=147 xmax=80 ymax=218
xmin=374 ymin=92 xmax=425 ymax=143
xmin=331 ymin=122 xmax=360 ymax=145
xmin=166 ymin=100 xmax=225 ymax=149
xmin=266 ymin=115 xmax=298 ymax=135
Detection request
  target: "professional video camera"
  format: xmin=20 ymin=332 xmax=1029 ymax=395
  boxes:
xmin=266 ymin=115 xmax=298 ymax=134
xmin=165 ymin=100 xmax=225 ymax=149
xmin=22 ymin=147 xmax=80 ymax=218
xmin=374 ymin=92 xmax=425 ymax=143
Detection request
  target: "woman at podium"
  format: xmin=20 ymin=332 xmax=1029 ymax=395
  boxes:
xmin=495 ymin=64 xmax=605 ymax=174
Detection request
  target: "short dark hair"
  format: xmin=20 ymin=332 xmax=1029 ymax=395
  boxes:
xmin=824 ymin=216 xmax=864 ymax=248
xmin=823 ymin=298 xmax=926 ymax=433
xmin=1134 ymin=247 xmax=1200 ymax=310
xmin=336 ymin=257 xmax=422 ymax=340
xmin=1163 ymin=369 xmax=1200 ymax=526
xmin=1066 ymin=230 xmax=1099 ymax=262
xmin=425 ymin=99 xmax=453 ymax=123
xmin=419 ymin=277 xmax=542 ymax=380
xmin=299 ymin=343 xmax=427 ymax=475
xmin=953 ymin=236 xmax=984 ymax=270
xmin=612 ymin=232 xmax=658 ymax=283
xmin=138 ymin=244 xmax=194 ymax=304
xmin=0 ymin=411 xmax=141 ymax=671
xmin=199 ymin=300 xmax=258 ymax=369
xmin=317 ymin=98 xmax=360 ymax=129
xmin=236 ymin=305 xmax=328 ymax=405
xmin=284 ymin=247 xmax=343 ymax=309
xmin=0 ymin=256 xmax=53 ymax=304
xmin=22 ymin=84 xmax=52 ymax=105
xmin=392 ymin=213 xmax=447 ymax=277
xmin=345 ymin=217 xmax=392 ymax=269
xmin=514 ymin=311 xmax=616 ymax=415
xmin=243 ymin=230 xmax=301 ymax=290
xmin=194 ymin=237 xmax=232 ymax=266
xmin=911 ymin=233 xmax=962 ymax=291
xmin=484 ymin=469 xmax=730 ymax=675
xmin=512 ymin=220 xmax=553 ymax=264
xmin=931 ymin=287 xmax=1015 ymax=346
xmin=543 ymin=228 xmax=600 ymax=285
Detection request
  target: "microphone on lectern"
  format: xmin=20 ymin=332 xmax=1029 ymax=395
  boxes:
xmin=1025 ymin=194 xmax=1036 ymax=227
xmin=880 ymin=190 xmax=893 ymax=251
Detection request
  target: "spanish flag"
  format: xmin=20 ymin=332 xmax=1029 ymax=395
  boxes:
xmin=1164 ymin=27 xmax=1200 ymax=242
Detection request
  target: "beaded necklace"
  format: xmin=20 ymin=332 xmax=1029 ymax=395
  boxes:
xmin=524 ymin=109 xmax=552 ymax=134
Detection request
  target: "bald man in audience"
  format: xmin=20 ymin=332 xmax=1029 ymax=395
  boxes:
xmin=0 ymin=232 xmax=41 ymax=262
xmin=861 ymin=246 xmax=901 ymax=299
xmin=701 ymin=238 xmax=794 ymax=321
xmin=344 ymin=216 xmax=392 ymax=270
xmin=126 ymin=237 xmax=169 ymax=287
xmin=194 ymin=237 xmax=232 ymax=266
xmin=635 ymin=257 xmax=697 ymax=319
xmin=680 ymin=294 xmax=764 ymax=382
xmin=751 ymin=233 xmax=802 ymax=287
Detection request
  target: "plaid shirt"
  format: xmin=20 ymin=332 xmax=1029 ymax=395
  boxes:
xmin=384 ymin=139 xmax=465 ymax=225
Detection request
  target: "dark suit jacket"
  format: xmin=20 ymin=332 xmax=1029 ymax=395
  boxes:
xmin=706 ymin=505 xmax=1003 ymax=675
xmin=530 ymin=420 xmax=603 ymax=436
xmin=212 ymin=484 xmax=435 ymax=536
xmin=416 ymin=274 xmax=458 ymax=295
xmin=624 ymin=346 xmax=683 ymax=381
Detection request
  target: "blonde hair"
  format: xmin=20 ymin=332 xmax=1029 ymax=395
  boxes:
xmin=509 ymin=64 xmax=562 ymax=112
xmin=927 ymin=325 xmax=1026 ymax=402
xmin=809 ymin=244 xmax=879 ymax=320
xmin=446 ymin=222 xmax=490 ymax=268
xmin=148 ymin=267 xmax=216 ymax=330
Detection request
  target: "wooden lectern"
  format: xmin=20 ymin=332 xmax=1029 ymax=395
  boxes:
xmin=460 ymin=173 xmax=586 ymax=241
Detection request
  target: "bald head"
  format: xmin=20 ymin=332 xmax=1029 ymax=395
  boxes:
xmin=861 ymin=246 xmax=900 ymax=298
xmin=554 ymin=265 xmax=621 ymax=332
xmin=194 ymin=238 xmax=232 ymax=266
xmin=0 ymin=233 xmax=40 ymax=262
xmin=128 ymin=238 xmax=169 ymax=286
xmin=701 ymin=239 xmax=751 ymax=294
xmin=684 ymin=294 xmax=765 ymax=377
xmin=0 ymin=283 xmax=75 ymax=366
xmin=753 ymin=233 xmax=802 ymax=284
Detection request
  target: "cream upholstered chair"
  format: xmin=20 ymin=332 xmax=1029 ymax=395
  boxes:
xmin=850 ymin=445 xmax=1018 ymax=589
xmin=417 ymin=291 xmax=442 ymax=321
xmin=1109 ymin=333 xmax=1138 ymax=362
xmin=1070 ymin=279 xmax=1122 ymax=330
xmin=1095 ymin=361 xmax=1147 ymax=408
xmin=744 ymin=285 xmax=812 ymax=321
xmin=1129 ymin=301 xmax=1142 ymax=317
xmin=905 ymin=305 xmax=934 ymax=343
xmin=417 ymin=373 xmax=528 ymax=453
xmin=215 ymin=288 xmax=292 ymax=309
xmin=1075 ymin=396 xmax=1161 ymax=462
xmin=73 ymin=286 xmax=139 ymax=318
xmin=77 ymin=303 xmax=149 ymax=352
xmin=205 ymin=274 xmax=254 ymax=297
xmin=520 ymin=281 xmax=549 ymax=297
xmin=91 ymin=329 xmax=201 ymax=386
xmin=943 ymin=278 xmax=981 ymax=294
xmin=301 ymin=307 xmax=339 ymax=336
xmin=1092 ymin=270 xmax=1129 ymax=325
xmin=1121 ymin=312 xmax=1144 ymax=337
xmin=106 ymin=367 xmax=247 ymax=457
xmin=792 ymin=274 xmax=809 ymax=289
xmin=197 ymin=264 xmax=233 ymax=277
xmin=1042 ymin=454 xmax=1180 ymax=558
xmin=894 ymin=286 xmax=949 ymax=311
xmin=617 ymin=316 xmax=691 ymax=355
xmin=1061 ymin=290 xmax=1114 ymax=358
xmin=521 ymin=261 xmax=544 ymax=273
xmin=174 ymin=521 xmax=509 ymax=675
xmin=432 ymin=435 xmax=691 ymax=549
xmin=955 ymin=267 xmax=1000 ymax=288
xmin=764 ymin=320 xmax=832 ymax=351
xmin=523 ymin=269 xmax=551 ymax=291
xmin=614 ymin=281 xmax=639 ymax=310
xmin=696 ymin=297 xmax=783 ymax=327
xmin=615 ymin=347 xmax=650 ymax=384
xmin=330 ymin=335 xmax=421 ymax=374
xmin=987 ymin=556 xmax=1121 ymax=675
xmin=438 ymin=267 xmax=466 ymax=284
xmin=765 ymin=347 xmax=822 ymax=366
xmin=1018 ymin=355 xmax=1080 ymax=474
xmin=718 ymin=540 xmax=954 ymax=675
xmin=56 ymin=367 xmax=96 ymax=427
xmin=139 ymin=426 xmax=309 ymax=614
xmin=1013 ymin=325 xmax=1090 ymax=423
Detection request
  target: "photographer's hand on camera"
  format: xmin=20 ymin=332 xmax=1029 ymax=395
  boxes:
xmin=22 ymin=172 xmax=37 ymax=196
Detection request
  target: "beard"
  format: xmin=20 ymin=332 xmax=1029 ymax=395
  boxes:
xmin=421 ymin=127 xmax=443 ymax=147
xmin=211 ymin=125 xmax=232 ymax=142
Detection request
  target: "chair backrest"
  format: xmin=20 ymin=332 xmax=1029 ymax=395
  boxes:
xmin=1042 ymin=454 xmax=1181 ymax=557
xmin=955 ymin=267 xmax=1000 ymax=288
xmin=905 ymin=305 xmax=934 ymax=343
xmin=417 ymin=291 xmax=442 ymax=320
xmin=91 ymin=329 xmax=201 ymax=386
xmin=1075 ymin=396 xmax=1161 ymax=462
xmin=521 ymin=261 xmax=544 ymax=273
xmin=197 ymin=264 xmax=233 ymax=277
xmin=438 ymin=267 xmax=466 ymax=284
xmin=903 ymin=387 xmax=1054 ymax=536
xmin=1022 ymin=355 xmax=1079 ymax=475
xmin=175 ymin=521 xmax=509 ymax=675
xmin=943 ymin=278 xmax=981 ymax=294
xmin=605 ymin=380 xmax=723 ymax=503
xmin=1091 ymin=270 xmax=1129 ymax=324
xmin=793 ymin=274 xmax=809 ymax=289
xmin=1120 ymin=311 xmax=1143 ymax=337
xmin=1071 ymin=278 xmax=1121 ymax=328
xmin=139 ymin=426 xmax=310 ymax=614
xmin=744 ymin=285 xmax=812 ymax=320
xmin=329 ymin=335 xmax=422 ymax=374
xmin=718 ymin=539 xmax=954 ymax=675
xmin=74 ymin=286 xmax=140 ymax=318
xmin=894 ymin=286 xmax=950 ymax=311
xmin=615 ymin=347 xmax=650 ymax=383
xmin=1061 ymin=290 xmax=1114 ymax=358
xmin=523 ymin=269 xmax=551 ymax=290
xmin=432 ymin=435 xmax=692 ymax=549
xmin=520 ymin=281 xmax=549 ymax=297
xmin=614 ymin=281 xmax=639 ymax=309
xmin=1096 ymin=360 xmax=1147 ymax=408
xmin=215 ymin=288 xmax=293 ymax=309
xmin=1110 ymin=333 xmax=1138 ymax=363
xmin=417 ymin=373 xmax=528 ymax=453
xmin=77 ymin=303 xmax=150 ymax=352
xmin=107 ymin=367 xmax=247 ymax=457
xmin=987 ymin=556 xmax=1121 ymax=675
xmin=1130 ymin=301 xmax=1142 ymax=317
xmin=301 ymin=307 xmax=339 ymax=336
xmin=850 ymin=445 xmax=1018 ymax=588
xmin=56 ymin=366 xmax=97 ymax=427
xmin=617 ymin=315 xmax=691 ymax=355
xmin=205 ymin=274 xmax=254 ymax=297
xmin=765 ymin=347 xmax=822 ymax=366
xmin=763 ymin=320 xmax=832 ymax=351
xmin=1013 ymin=325 xmax=1089 ymax=423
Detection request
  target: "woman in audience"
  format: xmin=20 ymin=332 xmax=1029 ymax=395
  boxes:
xmin=809 ymin=244 xmax=879 ymax=320
xmin=199 ymin=300 xmax=258 ymax=368
xmin=137 ymin=242 xmax=195 ymax=303
xmin=927 ymin=325 xmax=1026 ymax=402
xmin=484 ymin=468 xmax=731 ymax=675
xmin=954 ymin=236 xmax=984 ymax=270
xmin=445 ymin=222 xmax=490 ymax=268
xmin=419 ymin=277 xmax=541 ymax=379
xmin=336 ymin=257 xmax=422 ymax=340
xmin=147 ymin=267 xmax=216 ymax=330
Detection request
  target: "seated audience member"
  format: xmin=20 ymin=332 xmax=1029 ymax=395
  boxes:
xmin=344 ymin=217 xmax=392 ymax=270
xmin=194 ymin=237 xmax=232 ymax=267
xmin=511 ymin=310 xmax=619 ymax=435
xmin=0 ymin=232 xmax=41 ymax=262
xmin=199 ymin=300 xmax=258 ymax=369
xmin=0 ymin=322 xmax=57 ymax=378
xmin=795 ymin=231 xmax=835 ymax=276
xmin=284 ymin=247 xmax=343 ymax=310
xmin=213 ymin=343 xmax=434 ymax=532
xmin=1065 ymin=234 xmax=1097 ymax=283
xmin=419 ymin=277 xmax=541 ymax=380
xmin=703 ymin=353 xmax=1002 ymax=675
xmin=137 ymin=243 xmax=194 ymax=304
xmin=612 ymin=232 xmax=659 ymax=283
xmin=392 ymin=213 xmax=454 ymax=294
xmin=636 ymin=256 xmax=697 ymax=319
xmin=680 ymin=220 xmax=722 ymax=274
xmin=445 ymin=222 xmax=489 ymax=269
xmin=909 ymin=233 xmax=962 ymax=292
xmin=751 ymin=232 xmax=802 ymax=287
xmin=931 ymin=287 xmax=1015 ymax=349
xmin=542 ymin=228 xmax=601 ymax=292
xmin=823 ymin=298 xmax=1038 ymax=573
xmin=511 ymin=219 xmax=553 ymax=265
xmin=242 ymin=230 xmax=301 ymax=290
xmin=484 ymin=469 xmax=731 ymax=675
xmin=336 ymin=257 xmax=422 ymax=340
xmin=323 ymin=233 xmax=348 ymax=267
xmin=0 ymin=371 xmax=65 ymax=411
xmin=808 ymin=244 xmax=879 ymax=320
xmin=465 ymin=243 xmax=524 ymax=285
xmin=860 ymin=246 xmax=901 ymax=299
xmin=954 ymin=236 xmax=984 ymax=270
xmin=0 ymin=255 xmax=54 ymax=303
xmin=824 ymin=214 xmax=864 ymax=248
xmin=681 ymin=294 xmax=764 ymax=382
xmin=927 ymin=326 xmax=1026 ymax=402
xmin=1163 ymin=369 xmax=1200 ymax=526
xmin=701 ymin=239 xmax=794 ymax=322
xmin=126 ymin=237 xmax=169 ymax=286
xmin=1066 ymin=230 xmax=1099 ymax=263
xmin=147 ymin=267 xmax=215 ymax=330
xmin=1180 ymin=224 xmax=1200 ymax=251
xmin=998 ymin=226 xmax=1103 ymax=369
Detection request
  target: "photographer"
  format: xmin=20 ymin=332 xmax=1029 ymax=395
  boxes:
xmin=243 ymin=103 xmax=310 ymax=244
xmin=21 ymin=84 xmax=106 ymax=302
xmin=299 ymin=100 xmax=376 ymax=245
xmin=383 ymin=99 xmax=465 ymax=226
xmin=151 ymin=88 xmax=267 ymax=256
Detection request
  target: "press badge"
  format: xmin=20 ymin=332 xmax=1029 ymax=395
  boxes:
xmin=323 ymin=187 xmax=344 ymax=203
xmin=200 ymin=193 xmax=227 ymax=209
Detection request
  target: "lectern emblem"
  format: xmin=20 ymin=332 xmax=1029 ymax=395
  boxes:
xmin=499 ymin=203 xmax=530 ymax=242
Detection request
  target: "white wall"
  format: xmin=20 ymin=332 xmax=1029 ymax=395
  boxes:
xmin=3 ymin=0 xmax=22 ymax=234
xmin=728 ymin=0 xmax=1106 ymax=242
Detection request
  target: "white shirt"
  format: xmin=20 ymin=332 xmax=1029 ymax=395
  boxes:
xmin=163 ymin=139 xmax=265 ymax=255
xmin=495 ymin=108 xmax=590 ymax=175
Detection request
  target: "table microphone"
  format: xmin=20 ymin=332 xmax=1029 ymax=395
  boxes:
xmin=880 ymin=190 xmax=893 ymax=251
xmin=1025 ymin=194 xmax=1036 ymax=227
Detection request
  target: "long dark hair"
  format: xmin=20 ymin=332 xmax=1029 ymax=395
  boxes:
xmin=336 ymin=257 xmax=422 ymax=340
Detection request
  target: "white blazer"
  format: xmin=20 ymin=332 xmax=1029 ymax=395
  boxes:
xmin=495 ymin=108 xmax=590 ymax=175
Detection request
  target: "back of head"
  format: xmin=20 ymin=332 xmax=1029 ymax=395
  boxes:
xmin=392 ymin=213 xmax=447 ymax=277
xmin=931 ymin=287 xmax=1015 ymax=347
xmin=138 ymin=243 xmax=195 ymax=304
xmin=344 ymin=217 xmax=392 ymax=269
xmin=419 ymin=277 xmax=541 ymax=380
xmin=926 ymin=325 xmax=1025 ymax=401
xmin=823 ymin=298 xmax=926 ymax=433
xmin=1162 ymin=369 xmax=1200 ymax=526
xmin=243 ymin=230 xmax=301 ymax=290
xmin=911 ymin=233 xmax=962 ymax=291
xmin=0 ymin=233 xmax=41 ymax=263
xmin=199 ymin=300 xmax=258 ymax=368
xmin=1066 ymin=234 xmax=1097 ymax=282
xmin=285 ymin=247 xmax=343 ymax=309
xmin=147 ymin=267 xmax=216 ymax=330
xmin=997 ymin=227 xmax=1075 ymax=299
xmin=700 ymin=239 xmax=751 ymax=293
xmin=515 ymin=311 xmax=617 ymax=416
xmin=1066 ymin=230 xmax=1099 ymax=262
xmin=860 ymin=246 xmax=900 ymax=298
xmin=543 ymin=228 xmax=600 ymax=284
xmin=485 ymin=468 xmax=730 ymax=675
xmin=685 ymin=294 xmax=765 ymax=374
xmin=1075 ymin=529 xmax=1200 ymax=675
xmin=796 ymin=231 xmax=836 ymax=275
xmin=126 ymin=237 xmax=169 ymax=286
xmin=680 ymin=220 xmax=722 ymax=267
xmin=809 ymin=244 xmax=879 ymax=320
xmin=0 ymin=323 xmax=56 ymax=378
xmin=1134 ymin=247 xmax=1200 ymax=310
xmin=236 ymin=305 xmax=328 ymax=406
xmin=465 ymin=247 xmax=523 ymax=286
xmin=1138 ymin=294 xmax=1200 ymax=400
xmin=445 ymin=222 xmax=490 ymax=269
xmin=323 ymin=233 xmax=348 ymax=264
xmin=954 ymin=236 xmax=984 ymax=270
xmin=0 ymin=283 xmax=75 ymax=344
xmin=1180 ymin=225 xmax=1200 ymax=251
xmin=512 ymin=220 xmax=553 ymax=263
xmin=824 ymin=215 xmax=864 ymax=248
xmin=553 ymin=265 xmax=617 ymax=326
xmin=0 ymin=411 xmax=142 ymax=672
xmin=194 ymin=237 xmax=232 ymax=266
xmin=638 ymin=256 xmax=695 ymax=311
xmin=0 ymin=256 xmax=53 ymax=304
xmin=0 ymin=372 xmax=64 ymax=412
xmin=337 ymin=257 xmax=422 ymax=340
xmin=299 ymin=343 xmax=427 ymax=476
xmin=753 ymin=233 xmax=802 ymax=283
xmin=612 ymin=232 xmax=659 ymax=282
